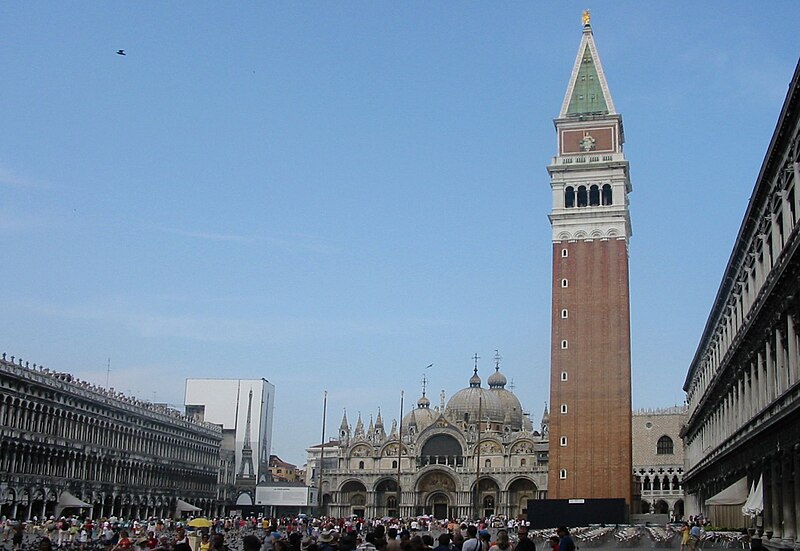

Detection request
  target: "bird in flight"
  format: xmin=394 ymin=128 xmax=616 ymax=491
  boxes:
xmin=116 ymin=50 xmax=126 ymax=56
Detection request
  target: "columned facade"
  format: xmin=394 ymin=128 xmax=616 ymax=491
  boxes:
xmin=0 ymin=353 xmax=221 ymax=520
xmin=682 ymin=60 xmax=800 ymax=547
xmin=546 ymin=16 xmax=634 ymax=505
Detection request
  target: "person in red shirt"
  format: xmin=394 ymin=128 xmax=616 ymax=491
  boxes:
xmin=113 ymin=531 xmax=133 ymax=551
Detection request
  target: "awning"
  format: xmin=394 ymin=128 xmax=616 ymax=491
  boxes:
xmin=175 ymin=498 xmax=201 ymax=512
xmin=54 ymin=491 xmax=92 ymax=518
xmin=742 ymin=475 xmax=764 ymax=517
xmin=706 ymin=476 xmax=748 ymax=506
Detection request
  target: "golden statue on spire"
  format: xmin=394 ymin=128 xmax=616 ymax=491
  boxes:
xmin=582 ymin=9 xmax=591 ymax=26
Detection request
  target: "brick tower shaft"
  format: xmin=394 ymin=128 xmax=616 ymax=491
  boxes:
xmin=546 ymin=14 xmax=633 ymax=505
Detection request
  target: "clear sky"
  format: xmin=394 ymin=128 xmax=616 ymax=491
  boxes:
xmin=1 ymin=3 xmax=798 ymax=467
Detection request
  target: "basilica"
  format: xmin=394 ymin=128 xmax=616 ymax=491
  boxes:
xmin=307 ymin=359 xmax=549 ymax=520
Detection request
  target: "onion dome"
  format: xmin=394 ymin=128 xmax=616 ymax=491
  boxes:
xmin=402 ymin=390 xmax=437 ymax=432
xmin=469 ymin=367 xmax=482 ymax=387
xmin=487 ymin=366 xmax=507 ymax=388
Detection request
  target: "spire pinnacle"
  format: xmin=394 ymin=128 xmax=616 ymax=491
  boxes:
xmin=559 ymin=16 xmax=616 ymax=118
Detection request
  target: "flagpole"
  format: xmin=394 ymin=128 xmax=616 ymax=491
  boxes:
xmin=318 ymin=390 xmax=328 ymax=515
xmin=396 ymin=390 xmax=404 ymax=519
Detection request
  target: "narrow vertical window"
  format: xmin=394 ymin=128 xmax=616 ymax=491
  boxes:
xmin=559 ymin=469 xmax=567 ymax=480
xmin=602 ymin=184 xmax=613 ymax=205
xmin=561 ymin=248 xmax=569 ymax=258
xmin=560 ymin=404 xmax=568 ymax=414
xmin=561 ymin=309 xmax=568 ymax=319
xmin=561 ymin=279 xmax=568 ymax=288
xmin=561 ymin=372 xmax=568 ymax=381
xmin=565 ymin=186 xmax=575 ymax=208
xmin=559 ymin=436 xmax=567 ymax=447
xmin=560 ymin=340 xmax=568 ymax=349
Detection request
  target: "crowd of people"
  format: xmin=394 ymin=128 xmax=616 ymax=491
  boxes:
xmin=0 ymin=516 xmax=585 ymax=551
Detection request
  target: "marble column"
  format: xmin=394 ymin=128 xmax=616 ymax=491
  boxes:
xmin=788 ymin=314 xmax=799 ymax=386
xmin=781 ymin=451 xmax=796 ymax=544
xmin=794 ymin=445 xmax=800 ymax=546
xmin=764 ymin=458 xmax=774 ymax=538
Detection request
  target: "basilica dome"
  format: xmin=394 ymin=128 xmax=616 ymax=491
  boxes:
xmin=487 ymin=365 xmax=523 ymax=431
xmin=445 ymin=368 xmax=505 ymax=425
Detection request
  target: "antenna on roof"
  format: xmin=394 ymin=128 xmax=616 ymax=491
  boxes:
xmin=105 ymin=358 xmax=111 ymax=388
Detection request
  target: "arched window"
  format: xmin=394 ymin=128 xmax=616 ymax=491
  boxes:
xmin=657 ymin=435 xmax=674 ymax=455
xmin=485 ymin=459 xmax=491 ymax=468
xmin=643 ymin=477 xmax=651 ymax=491
xmin=392 ymin=460 xmax=397 ymax=469
xmin=358 ymin=461 xmax=364 ymax=470
xmin=589 ymin=185 xmax=600 ymax=206
xmin=565 ymin=187 xmax=575 ymax=208
xmin=559 ymin=469 xmax=567 ymax=480
xmin=653 ymin=476 xmax=661 ymax=491
xmin=602 ymin=184 xmax=613 ymax=205
xmin=520 ymin=458 xmax=526 ymax=466
xmin=577 ymin=186 xmax=588 ymax=207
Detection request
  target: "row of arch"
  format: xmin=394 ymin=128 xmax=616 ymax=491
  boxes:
xmin=641 ymin=498 xmax=684 ymax=519
xmin=641 ymin=474 xmax=682 ymax=492
xmin=564 ymin=184 xmax=613 ymax=208
xmin=338 ymin=472 xmax=539 ymax=494
xmin=1 ymin=393 xmax=219 ymax=466
xmin=0 ymin=486 xmax=214 ymax=521
xmin=325 ymin=470 xmax=540 ymax=519
xmin=346 ymin=434 xmax=536 ymax=460
xmin=1 ymin=441 xmax=217 ymax=494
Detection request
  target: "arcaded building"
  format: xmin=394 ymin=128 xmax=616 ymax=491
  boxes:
xmin=0 ymin=353 xmax=221 ymax=520
xmin=308 ymin=360 xmax=548 ymax=520
xmin=546 ymin=15 xmax=634 ymax=505
xmin=682 ymin=59 xmax=800 ymax=543
xmin=632 ymin=407 xmax=687 ymax=520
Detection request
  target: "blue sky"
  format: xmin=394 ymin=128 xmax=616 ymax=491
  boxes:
xmin=1 ymin=3 xmax=797 ymax=466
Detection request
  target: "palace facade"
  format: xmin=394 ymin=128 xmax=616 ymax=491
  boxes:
xmin=632 ymin=407 xmax=687 ymax=520
xmin=682 ymin=59 xmax=800 ymax=544
xmin=1 ymin=353 xmax=221 ymax=520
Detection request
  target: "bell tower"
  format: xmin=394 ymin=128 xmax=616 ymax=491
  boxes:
xmin=546 ymin=12 xmax=633 ymax=505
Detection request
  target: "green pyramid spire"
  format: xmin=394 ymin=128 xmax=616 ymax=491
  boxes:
xmin=559 ymin=21 xmax=616 ymax=118
xmin=566 ymin=44 xmax=609 ymax=116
